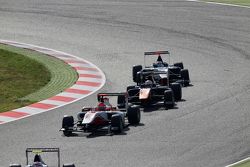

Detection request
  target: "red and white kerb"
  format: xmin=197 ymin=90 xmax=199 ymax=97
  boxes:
xmin=0 ymin=40 xmax=105 ymax=124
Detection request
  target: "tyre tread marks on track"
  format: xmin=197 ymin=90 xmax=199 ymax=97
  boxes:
xmin=0 ymin=40 xmax=105 ymax=124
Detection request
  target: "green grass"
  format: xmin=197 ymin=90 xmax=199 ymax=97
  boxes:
xmin=202 ymin=0 xmax=250 ymax=6
xmin=0 ymin=44 xmax=78 ymax=113
xmin=232 ymin=159 xmax=250 ymax=167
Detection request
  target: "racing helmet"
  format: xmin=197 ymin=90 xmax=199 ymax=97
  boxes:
xmin=34 ymin=154 xmax=41 ymax=163
xmin=157 ymin=55 xmax=163 ymax=62
xmin=145 ymin=79 xmax=153 ymax=85
xmin=103 ymin=97 xmax=110 ymax=105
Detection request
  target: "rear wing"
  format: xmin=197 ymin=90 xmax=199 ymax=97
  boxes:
xmin=144 ymin=51 xmax=170 ymax=67
xmin=98 ymin=92 xmax=126 ymax=97
xmin=26 ymin=148 xmax=60 ymax=167
xmin=97 ymin=92 xmax=128 ymax=110
xmin=97 ymin=92 xmax=127 ymax=101
xmin=144 ymin=51 xmax=170 ymax=55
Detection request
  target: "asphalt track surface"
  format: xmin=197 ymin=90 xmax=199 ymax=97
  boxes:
xmin=0 ymin=0 xmax=249 ymax=166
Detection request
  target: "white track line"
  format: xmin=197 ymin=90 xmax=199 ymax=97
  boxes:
xmin=186 ymin=0 xmax=250 ymax=9
xmin=225 ymin=157 xmax=250 ymax=167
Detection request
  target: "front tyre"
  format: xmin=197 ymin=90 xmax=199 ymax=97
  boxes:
xmin=62 ymin=115 xmax=74 ymax=136
xmin=170 ymin=83 xmax=182 ymax=101
xmin=111 ymin=114 xmax=123 ymax=133
xmin=164 ymin=90 xmax=175 ymax=109
xmin=181 ymin=69 xmax=190 ymax=86
xmin=63 ymin=164 xmax=76 ymax=167
xmin=127 ymin=105 xmax=141 ymax=125
xmin=9 ymin=164 xmax=21 ymax=167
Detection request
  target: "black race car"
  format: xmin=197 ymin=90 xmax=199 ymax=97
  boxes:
xmin=132 ymin=51 xmax=190 ymax=86
xmin=9 ymin=148 xmax=75 ymax=167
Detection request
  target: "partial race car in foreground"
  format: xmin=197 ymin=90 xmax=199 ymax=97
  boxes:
xmin=132 ymin=51 xmax=190 ymax=86
xmin=60 ymin=93 xmax=141 ymax=136
xmin=9 ymin=148 xmax=75 ymax=167
xmin=127 ymin=69 xmax=181 ymax=108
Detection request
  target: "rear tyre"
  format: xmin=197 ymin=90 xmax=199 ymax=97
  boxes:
xmin=164 ymin=90 xmax=175 ymax=109
xmin=127 ymin=88 xmax=140 ymax=104
xmin=62 ymin=115 xmax=74 ymax=136
xmin=9 ymin=164 xmax=21 ymax=167
xmin=168 ymin=66 xmax=181 ymax=82
xmin=111 ymin=114 xmax=123 ymax=133
xmin=117 ymin=93 xmax=126 ymax=108
xmin=181 ymin=69 xmax=190 ymax=86
xmin=170 ymin=83 xmax=182 ymax=101
xmin=132 ymin=65 xmax=142 ymax=82
xmin=127 ymin=105 xmax=141 ymax=125
xmin=127 ymin=85 xmax=136 ymax=91
xmin=174 ymin=62 xmax=184 ymax=69
xmin=63 ymin=164 xmax=75 ymax=167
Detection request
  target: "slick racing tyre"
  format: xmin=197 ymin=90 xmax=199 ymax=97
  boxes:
xmin=174 ymin=62 xmax=184 ymax=69
xmin=127 ymin=88 xmax=140 ymax=103
xmin=164 ymin=89 xmax=175 ymax=109
xmin=181 ymin=69 xmax=190 ymax=86
xmin=63 ymin=164 xmax=76 ymax=167
xmin=168 ymin=66 xmax=181 ymax=81
xmin=132 ymin=65 xmax=142 ymax=82
xmin=111 ymin=114 xmax=124 ymax=133
xmin=170 ymin=83 xmax=182 ymax=101
xmin=9 ymin=164 xmax=21 ymax=167
xmin=62 ymin=115 xmax=74 ymax=136
xmin=127 ymin=105 xmax=141 ymax=125
xmin=117 ymin=93 xmax=126 ymax=109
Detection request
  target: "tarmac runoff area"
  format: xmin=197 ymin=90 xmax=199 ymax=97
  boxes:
xmin=0 ymin=40 xmax=105 ymax=125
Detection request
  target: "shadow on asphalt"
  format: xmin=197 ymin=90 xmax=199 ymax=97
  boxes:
xmin=143 ymin=105 xmax=179 ymax=112
xmin=61 ymin=123 xmax=145 ymax=138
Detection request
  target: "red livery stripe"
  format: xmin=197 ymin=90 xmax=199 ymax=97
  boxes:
xmin=29 ymin=103 xmax=57 ymax=109
xmin=74 ymin=67 xmax=98 ymax=71
xmin=79 ymin=74 xmax=102 ymax=78
xmin=65 ymin=88 xmax=91 ymax=94
xmin=0 ymin=111 xmax=29 ymax=118
xmin=76 ymin=81 xmax=101 ymax=87
xmin=48 ymin=96 xmax=76 ymax=102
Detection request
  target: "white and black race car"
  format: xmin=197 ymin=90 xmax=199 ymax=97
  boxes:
xmin=132 ymin=51 xmax=190 ymax=86
xmin=60 ymin=93 xmax=141 ymax=136
xmin=9 ymin=148 xmax=75 ymax=167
